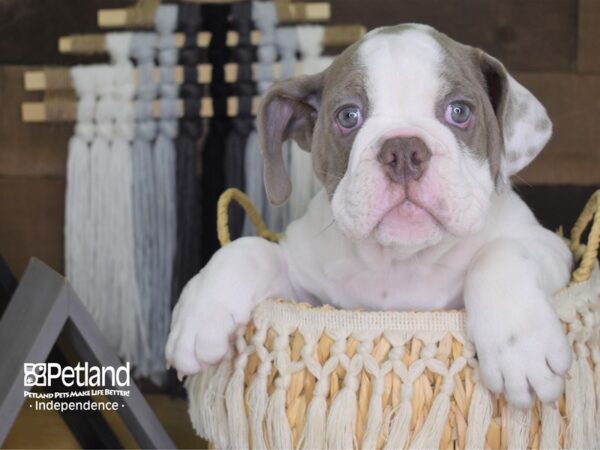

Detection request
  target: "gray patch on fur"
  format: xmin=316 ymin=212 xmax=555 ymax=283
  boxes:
xmin=427 ymin=28 xmax=505 ymax=181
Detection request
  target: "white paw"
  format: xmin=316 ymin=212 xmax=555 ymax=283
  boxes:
xmin=468 ymin=287 xmax=572 ymax=409
xmin=165 ymin=273 xmax=236 ymax=375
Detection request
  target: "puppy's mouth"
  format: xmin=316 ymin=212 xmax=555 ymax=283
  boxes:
xmin=369 ymin=187 xmax=447 ymax=247
xmin=378 ymin=196 xmax=443 ymax=228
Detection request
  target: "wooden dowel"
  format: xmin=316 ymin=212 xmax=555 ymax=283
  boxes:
xmin=323 ymin=25 xmax=367 ymax=47
xmin=59 ymin=24 xmax=360 ymax=56
xmin=25 ymin=61 xmax=310 ymax=92
xmin=59 ymin=31 xmax=261 ymax=55
xmin=276 ymin=2 xmax=331 ymax=22
xmin=24 ymin=64 xmax=214 ymax=92
xmin=21 ymin=97 xmax=260 ymax=122
xmin=98 ymin=2 xmax=331 ymax=28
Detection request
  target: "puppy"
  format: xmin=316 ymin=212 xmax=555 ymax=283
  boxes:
xmin=166 ymin=24 xmax=572 ymax=408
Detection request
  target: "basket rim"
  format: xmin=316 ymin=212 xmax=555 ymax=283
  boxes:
xmin=253 ymin=262 xmax=600 ymax=333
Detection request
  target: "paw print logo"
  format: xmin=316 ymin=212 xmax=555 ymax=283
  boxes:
xmin=24 ymin=363 xmax=47 ymax=387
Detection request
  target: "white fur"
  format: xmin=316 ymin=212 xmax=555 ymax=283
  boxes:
xmin=166 ymin=26 xmax=572 ymax=408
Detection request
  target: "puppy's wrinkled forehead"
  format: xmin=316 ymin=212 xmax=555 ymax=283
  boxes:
xmin=358 ymin=25 xmax=447 ymax=116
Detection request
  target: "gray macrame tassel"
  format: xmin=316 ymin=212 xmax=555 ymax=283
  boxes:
xmin=243 ymin=1 xmax=279 ymax=236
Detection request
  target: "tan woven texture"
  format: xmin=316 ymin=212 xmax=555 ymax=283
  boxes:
xmin=188 ymin=189 xmax=600 ymax=449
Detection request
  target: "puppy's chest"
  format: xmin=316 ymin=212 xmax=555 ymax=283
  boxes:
xmin=314 ymin=258 xmax=467 ymax=311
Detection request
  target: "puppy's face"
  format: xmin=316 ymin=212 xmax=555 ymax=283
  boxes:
xmin=259 ymin=24 xmax=552 ymax=254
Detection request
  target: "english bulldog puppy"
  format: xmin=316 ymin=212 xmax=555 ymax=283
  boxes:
xmin=166 ymin=24 xmax=572 ymax=408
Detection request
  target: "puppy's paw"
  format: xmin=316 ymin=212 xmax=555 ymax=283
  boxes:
xmin=165 ymin=274 xmax=236 ymax=376
xmin=469 ymin=289 xmax=571 ymax=409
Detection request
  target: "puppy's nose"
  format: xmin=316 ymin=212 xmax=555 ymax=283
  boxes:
xmin=378 ymin=137 xmax=432 ymax=183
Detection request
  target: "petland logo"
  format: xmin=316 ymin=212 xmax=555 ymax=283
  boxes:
xmin=24 ymin=362 xmax=130 ymax=388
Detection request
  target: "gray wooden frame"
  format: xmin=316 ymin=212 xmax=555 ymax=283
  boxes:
xmin=0 ymin=258 xmax=175 ymax=449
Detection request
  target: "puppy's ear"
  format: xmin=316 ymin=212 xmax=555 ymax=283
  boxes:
xmin=478 ymin=51 xmax=552 ymax=178
xmin=257 ymin=72 xmax=325 ymax=206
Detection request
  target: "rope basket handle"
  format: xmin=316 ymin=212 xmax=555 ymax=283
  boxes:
xmin=217 ymin=188 xmax=282 ymax=246
xmin=569 ymin=190 xmax=600 ymax=283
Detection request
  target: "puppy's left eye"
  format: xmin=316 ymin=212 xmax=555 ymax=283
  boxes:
xmin=336 ymin=106 xmax=362 ymax=130
xmin=445 ymin=102 xmax=472 ymax=128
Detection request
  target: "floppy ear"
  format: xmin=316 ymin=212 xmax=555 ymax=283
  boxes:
xmin=257 ymin=72 xmax=325 ymax=206
xmin=479 ymin=52 xmax=552 ymax=178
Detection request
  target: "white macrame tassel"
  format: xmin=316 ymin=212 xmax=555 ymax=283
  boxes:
xmin=360 ymin=374 xmax=385 ymax=449
xmin=225 ymin=329 xmax=250 ymax=449
xmin=383 ymin=400 xmax=412 ymax=449
xmin=566 ymin=344 xmax=597 ymax=448
xmin=246 ymin=326 xmax=271 ymax=449
xmin=205 ymin=358 xmax=232 ymax=449
xmin=300 ymin=388 xmax=328 ymax=449
xmin=506 ymin=405 xmax=531 ymax=449
xmin=266 ymin=330 xmax=294 ymax=449
xmin=410 ymin=390 xmax=451 ymax=449
xmin=193 ymin=367 xmax=218 ymax=439
xmin=465 ymin=381 xmax=493 ymax=449
xmin=66 ymin=66 xmax=95 ymax=307
xmin=185 ymin=373 xmax=207 ymax=437
xmin=297 ymin=333 xmax=329 ymax=450
xmin=266 ymin=385 xmax=293 ymax=449
xmin=326 ymin=356 xmax=362 ymax=450
xmin=540 ymin=403 xmax=562 ymax=450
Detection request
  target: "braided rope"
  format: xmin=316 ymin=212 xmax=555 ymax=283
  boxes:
xmin=217 ymin=188 xmax=281 ymax=246
xmin=570 ymin=190 xmax=600 ymax=283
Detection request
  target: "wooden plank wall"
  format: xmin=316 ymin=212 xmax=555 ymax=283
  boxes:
xmin=0 ymin=0 xmax=598 ymax=275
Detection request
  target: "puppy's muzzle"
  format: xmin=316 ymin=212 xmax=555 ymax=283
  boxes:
xmin=377 ymin=136 xmax=432 ymax=183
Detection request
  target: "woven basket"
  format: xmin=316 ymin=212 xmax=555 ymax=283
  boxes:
xmin=187 ymin=189 xmax=600 ymax=449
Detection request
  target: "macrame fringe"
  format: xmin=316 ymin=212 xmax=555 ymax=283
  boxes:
xmin=465 ymin=382 xmax=493 ymax=449
xmin=247 ymin=367 xmax=270 ymax=449
xmin=225 ymin=358 xmax=250 ymax=449
xmin=410 ymin=392 xmax=451 ymax=449
xmin=361 ymin=380 xmax=385 ymax=449
xmin=506 ymin=405 xmax=531 ymax=449
xmin=540 ymin=403 xmax=561 ymax=449
xmin=298 ymin=391 xmax=327 ymax=449
xmin=326 ymin=386 xmax=358 ymax=450
xmin=383 ymin=401 xmax=412 ymax=449
xmin=566 ymin=352 xmax=597 ymax=448
xmin=265 ymin=386 xmax=293 ymax=449
xmin=203 ymin=359 xmax=232 ymax=448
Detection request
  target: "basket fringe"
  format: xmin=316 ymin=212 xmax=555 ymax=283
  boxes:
xmin=225 ymin=362 xmax=249 ymax=448
xmin=247 ymin=368 xmax=270 ymax=449
xmin=594 ymin=350 xmax=600 ymax=444
xmin=361 ymin=376 xmax=386 ymax=449
xmin=298 ymin=386 xmax=327 ymax=449
xmin=266 ymin=385 xmax=293 ymax=449
xmin=540 ymin=403 xmax=561 ymax=449
xmin=186 ymin=371 xmax=209 ymax=438
xmin=465 ymin=382 xmax=493 ymax=449
xmin=205 ymin=358 xmax=232 ymax=448
xmin=566 ymin=350 xmax=597 ymax=448
xmin=326 ymin=385 xmax=358 ymax=450
xmin=506 ymin=405 xmax=531 ymax=449
xmin=383 ymin=401 xmax=412 ymax=449
xmin=410 ymin=390 xmax=451 ymax=449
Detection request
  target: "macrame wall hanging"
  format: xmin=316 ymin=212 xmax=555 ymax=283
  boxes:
xmin=224 ymin=2 xmax=256 ymax=240
xmin=172 ymin=3 xmax=205 ymax=306
xmin=66 ymin=33 xmax=148 ymax=371
xmin=243 ymin=1 xmax=279 ymax=236
xmin=25 ymin=0 xmax=365 ymax=388
xmin=201 ymin=3 xmax=233 ymax=264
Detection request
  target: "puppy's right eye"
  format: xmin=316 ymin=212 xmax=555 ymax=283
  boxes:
xmin=336 ymin=106 xmax=362 ymax=130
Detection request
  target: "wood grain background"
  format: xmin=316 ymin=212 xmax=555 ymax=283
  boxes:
xmin=0 ymin=0 xmax=598 ymax=276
